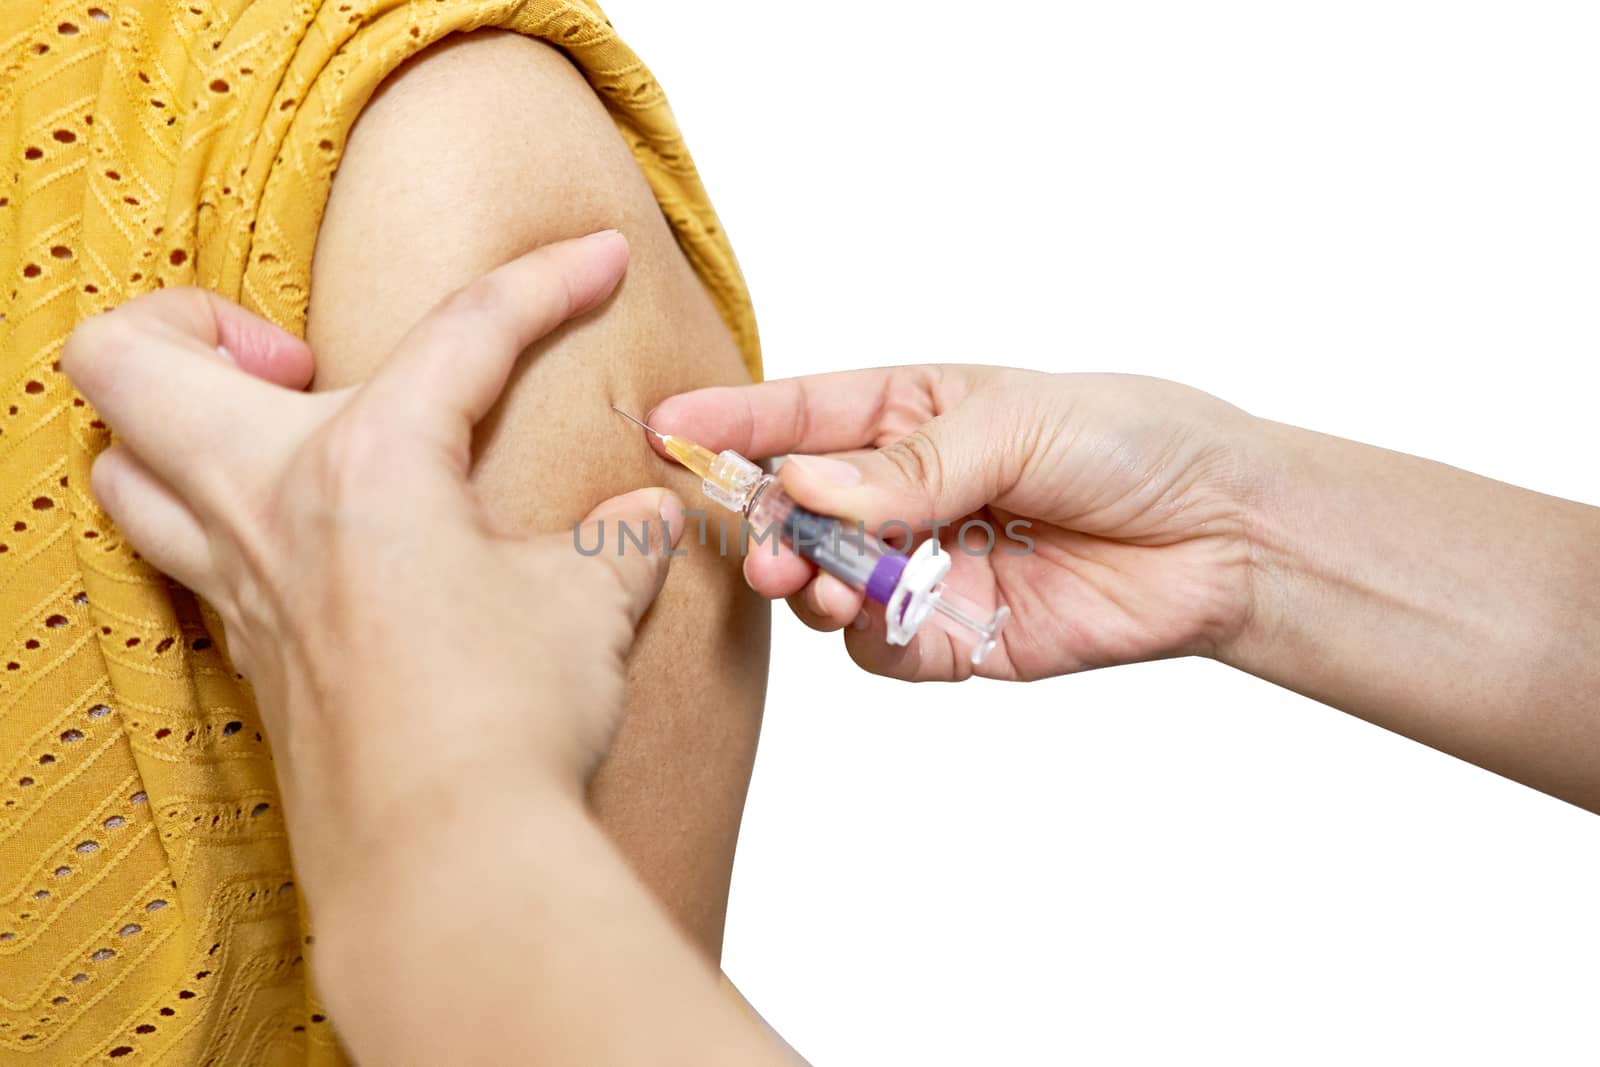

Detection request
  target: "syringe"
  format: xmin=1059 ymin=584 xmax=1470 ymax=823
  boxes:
xmin=613 ymin=407 xmax=1009 ymax=666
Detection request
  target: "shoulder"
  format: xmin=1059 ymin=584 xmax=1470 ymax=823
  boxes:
xmin=327 ymin=29 xmax=652 ymax=236
xmin=306 ymin=28 xmax=673 ymax=383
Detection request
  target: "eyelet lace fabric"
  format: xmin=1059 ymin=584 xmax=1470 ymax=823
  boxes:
xmin=0 ymin=1 xmax=758 ymax=1061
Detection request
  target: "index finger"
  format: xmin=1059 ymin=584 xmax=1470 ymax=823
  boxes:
xmin=646 ymin=364 xmax=980 ymax=460
xmin=61 ymin=291 xmax=314 ymax=506
xmin=63 ymin=287 xmax=315 ymax=391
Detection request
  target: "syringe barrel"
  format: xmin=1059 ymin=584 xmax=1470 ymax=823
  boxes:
xmin=740 ymin=472 xmax=1006 ymax=665
xmin=746 ymin=478 xmax=903 ymax=604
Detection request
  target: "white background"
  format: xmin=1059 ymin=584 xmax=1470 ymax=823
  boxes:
xmin=603 ymin=3 xmax=1600 ymax=1064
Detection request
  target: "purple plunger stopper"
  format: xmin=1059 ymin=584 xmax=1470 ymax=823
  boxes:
xmin=864 ymin=552 xmax=908 ymax=607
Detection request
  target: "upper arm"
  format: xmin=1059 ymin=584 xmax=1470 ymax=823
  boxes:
xmin=305 ymin=30 xmax=767 ymax=955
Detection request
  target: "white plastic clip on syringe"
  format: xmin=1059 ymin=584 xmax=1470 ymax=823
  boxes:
xmin=613 ymin=407 xmax=1010 ymax=666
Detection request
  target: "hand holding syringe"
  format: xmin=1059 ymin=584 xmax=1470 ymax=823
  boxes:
xmin=613 ymin=406 xmax=1010 ymax=666
xmin=631 ymin=364 xmax=1282 ymax=685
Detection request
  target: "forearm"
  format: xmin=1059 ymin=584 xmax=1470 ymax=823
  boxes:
xmin=1226 ymin=418 xmax=1600 ymax=809
xmin=309 ymin=775 xmax=781 ymax=1066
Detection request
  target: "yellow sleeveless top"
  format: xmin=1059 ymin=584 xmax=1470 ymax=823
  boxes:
xmin=0 ymin=2 xmax=758 ymax=1061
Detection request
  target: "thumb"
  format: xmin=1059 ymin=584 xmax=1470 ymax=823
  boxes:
xmin=778 ymin=401 xmax=1009 ymax=531
xmin=571 ymin=487 xmax=686 ymax=630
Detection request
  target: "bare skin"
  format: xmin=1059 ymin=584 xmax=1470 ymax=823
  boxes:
xmin=305 ymin=31 xmax=768 ymax=954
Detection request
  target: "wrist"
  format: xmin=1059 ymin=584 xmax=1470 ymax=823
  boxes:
xmin=303 ymin=780 xmax=604 ymax=1060
xmin=1212 ymin=415 xmax=1316 ymax=675
xmin=307 ymin=771 xmax=588 ymax=918
xmin=288 ymin=745 xmax=588 ymax=914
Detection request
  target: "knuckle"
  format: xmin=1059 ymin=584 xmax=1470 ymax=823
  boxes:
xmin=589 ymin=556 xmax=634 ymax=612
xmin=436 ymin=273 xmax=510 ymax=322
xmin=307 ymin=414 xmax=392 ymax=505
xmin=87 ymin=449 xmax=124 ymax=514
xmin=62 ymin=310 xmax=134 ymax=383
xmin=881 ymin=429 xmax=945 ymax=506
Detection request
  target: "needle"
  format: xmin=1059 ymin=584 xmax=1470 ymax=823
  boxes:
xmin=611 ymin=405 xmax=667 ymax=441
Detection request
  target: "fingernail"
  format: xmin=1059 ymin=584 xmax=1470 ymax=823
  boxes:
xmin=787 ymin=454 xmax=862 ymax=487
xmin=644 ymin=393 xmax=682 ymax=429
xmin=806 ymin=572 xmax=838 ymax=615
xmin=584 ymin=228 xmax=625 ymax=246
xmin=659 ymin=492 xmax=684 ymax=548
xmin=215 ymin=344 xmax=237 ymax=366
xmin=852 ymin=609 xmax=871 ymax=631
xmin=805 ymin=579 xmax=829 ymax=617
